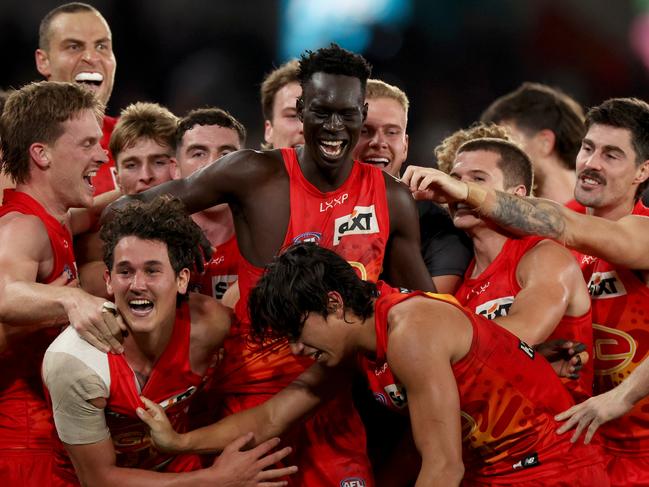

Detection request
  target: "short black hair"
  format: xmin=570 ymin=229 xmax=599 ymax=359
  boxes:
xmin=481 ymin=82 xmax=585 ymax=170
xmin=101 ymin=196 xmax=211 ymax=301
xmin=298 ymin=43 xmax=372 ymax=92
xmin=586 ymin=97 xmax=649 ymax=199
xmin=249 ymin=243 xmax=377 ymax=343
xmin=39 ymin=2 xmax=101 ymax=50
xmin=176 ymin=107 xmax=247 ymax=149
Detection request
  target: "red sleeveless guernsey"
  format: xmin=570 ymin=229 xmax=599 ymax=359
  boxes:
xmin=368 ymin=284 xmax=607 ymax=485
xmin=581 ymin=200 xmax=649 ymax=456
xmin=455 ymin=236 xmax=594 ymax=402
xmin=54 ymin=302 xmax=203 ymax=484
xmin=0 ymin=189 xmax=77 ymax=453
xmin=92 ymin=115 xmax=118 ymax=195
xmin=189 ymin=236 xmax=240 ymax=300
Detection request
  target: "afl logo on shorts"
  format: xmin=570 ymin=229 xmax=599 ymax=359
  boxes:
xmin=341 ymin=478 xmax=366 ymax=487
xmin=588 ymin=271 xmax=627 ymax=299
xmin=292 ymin=232 xmax=322 ymax=244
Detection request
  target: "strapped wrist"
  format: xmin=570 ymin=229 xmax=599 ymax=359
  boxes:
xmin=465 ymin=182 xmax=488 ymax=208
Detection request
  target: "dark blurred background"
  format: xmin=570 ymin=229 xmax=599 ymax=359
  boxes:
xmin=3 ymin=0 xmax=649 ymax=164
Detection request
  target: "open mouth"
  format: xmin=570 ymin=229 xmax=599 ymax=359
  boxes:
xmin=319 ymin=139 xmax=347 ymax=159
xmin=83 ymin=170 xmax=98 ymax=191
xmin=363 ymin=157 xmax=390 ymax=168
xmin=75 ymin=72 xmax=104 ymax=89
xmin=579 ymin=174 xmax=605 ymax=187
xmin=128 ymin=299 xmax=154 ymax=316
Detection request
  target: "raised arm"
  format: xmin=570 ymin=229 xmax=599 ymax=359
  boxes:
xmin=494 ymin=240 xmax=591 ymax=345
xmin=402 ymin=165 xmax=649 ymax=270
xmin=383 ymin=177 xmax=436 ymax=292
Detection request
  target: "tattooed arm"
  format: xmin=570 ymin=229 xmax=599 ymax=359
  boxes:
xmin=402 ymin=165 xmax=649 ymax=270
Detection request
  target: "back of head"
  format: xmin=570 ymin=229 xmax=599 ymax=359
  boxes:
xmin=435 ymin=122 xmax=511 ymax=174
xmin=249 ymin=243 xmax=377 ymax=343
xmin=177 ymin=107 xmax=246 ymax=148
xmin=39 ymin=2 xmax=101 ymax=51
xmin=458 ymin=137 xmax=534 ymax=194
xmin=481 ymin=82 xmax=585 ymax=170
xmin=365 ymin=79 xmax=409 ymax=115
xmin=0 ymin=81 xmax=102 ymax=185
xmin=260 ymin=59 xmax=300 ymax=122
xmin=101 ymin=196 xmax=210 ymax=281
xmin=587 ymin=97 xmax=649 ymax=198
xmin=109 ymin=102 xmax=178 ymax=160
xmin=298 ymin=44 xmax=372 ymax=92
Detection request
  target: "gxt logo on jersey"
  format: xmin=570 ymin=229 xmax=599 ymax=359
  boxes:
xmin=340 ymin=478 xmax=366 ymax=487
xmin=320 ymin=193 xmax=348 ymax=212
xmin=475 ymin=296 xmax=514 ymax=319
xmin=333 ymin=205 xmax=379 ymax=245
xmin=588 ymin=271 xmax=627 ymax=299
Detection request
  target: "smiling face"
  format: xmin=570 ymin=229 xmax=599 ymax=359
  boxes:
xmin=354 ymin=96 xmax=409 ymax=176
xmin=574 ymin=124 xmax=649 ymax=214
xmin=45 ymin=109 xmax=107 ymax=209
xmin=177 ymin=124 xmax=241 ymax=177
xmin=115 ymin=138 xmax=176 ymax=195
xmin=289 ymin=310 xmax=354 ymax=367
xmin=36 ymin=11 xmax=116 ymax=106
xmin=300 ymin=72 xmax=366 ymax=170
xmin=265 ymin=81 xmax=304 ymax=149
xmin=105 ymin=236 xmax=189 ymax=335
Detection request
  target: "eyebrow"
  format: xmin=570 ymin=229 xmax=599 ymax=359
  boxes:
xmin=582 ymin=138 xmax=627 ymax=156
xmin=185 ymin=143 xmax=209 ymax=153
xmin=115 ymin=260 xmax=164 ymax=267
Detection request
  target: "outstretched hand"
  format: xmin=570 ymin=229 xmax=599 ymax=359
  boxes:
xmin=555 ymin=388 xmax=634 ymax=444
xmin=535 ymin=339 xmax=588 ymax=379
xmin=401 ymin=165 xmax=469 ymax=204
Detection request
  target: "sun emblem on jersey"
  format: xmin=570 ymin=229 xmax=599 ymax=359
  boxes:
xmin=593 ymin=324 xmax=636 ymax=377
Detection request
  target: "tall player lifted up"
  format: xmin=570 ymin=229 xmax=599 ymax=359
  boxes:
xmin=106 ymin=44 xmax=434 ymax=486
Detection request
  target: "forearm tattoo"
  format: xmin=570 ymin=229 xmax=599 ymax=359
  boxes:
xmin=488 ymin=192 xmax=566 ymax=239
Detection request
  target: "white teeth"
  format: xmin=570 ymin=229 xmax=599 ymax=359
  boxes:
xmin=129 ymin=299 xmax=152 ymax=305
xmin=583 ymin=177 xmax=600 ymax=185
xmin=365 ymin=157 xmax=389 ymax=165
xmin=75 ymin=72 xmax=104 ymax=82
xmin=321 ymin=140 xmax=343 ymax=147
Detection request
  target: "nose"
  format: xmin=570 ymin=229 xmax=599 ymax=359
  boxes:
xmin=369 ymin=130 xmax=387 ymax=149
xmin=131 ymin=270 xmax=147 ymax=291
xmin=323 ymin=113 xmax=343 ymax=131
xmin=81 ymin=46 xmax=101 ymax=64
xmin=289 ymin=342 xmax=304 ymax=355
xmin=139 ymin=164 xmax=155 ymax=184
xmin=95 ymin=146 xmax=109 ymax=165
xmin=582 ymin=152 xmax=602 ymax=171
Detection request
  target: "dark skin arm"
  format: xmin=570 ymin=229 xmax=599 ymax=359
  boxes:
xmin=383 ymin=176 xmax=436 ymax=292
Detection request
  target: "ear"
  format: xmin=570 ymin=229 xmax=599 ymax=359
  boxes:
xmin=104 ymin=268 xmax=114 ymax=296
xmin=634 ymin=159 xmax=649 ymax=185
xmin=296 ymin=97 xmax=304 ymax=122
xmin=534 ymin=129 xmax=556 ymax=157
xmin=29 ymin=143 xmax=50 ymax=170
xmin=508 ymin=183 xmax=528 ymax=197
xmin=35 ymin=49 xmax=52 ymax=78
xmin=326 ymin=291 xmax=344 ymax=316
xmin=361 ymin=102 xmax=368 ymax=123
xmin=177 ymin=268 xmax=190 ymax=295
xmin=263 ymin=119 xmax=273 ymax=145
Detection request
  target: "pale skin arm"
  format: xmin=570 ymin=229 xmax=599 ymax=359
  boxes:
xmin=494 ymin=240 xmax=591 ymax=345
xmin=0 ymin=214 xmax=125 ymax=353
xmin=387 ymin=298 xmax=467 ymax=486
xmin=402 ymin=165 xmax=649 ymax=270
xmin=136 ymin=364 xmax=336 ymax=454
xmin=555 ymin=355 xmax=649 ymax=444
xmin=432 ymin=275 xmax=462 ymax=295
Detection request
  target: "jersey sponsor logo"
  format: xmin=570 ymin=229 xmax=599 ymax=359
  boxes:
xmin=384 ymin=383 xmax=408 ymax=409
xmin=320 ymin=193 xmax=348 ymax=212
xmin=211 ymin=274 xmax=237 ymax=300
xmin=588 ymin=271 xmax=627 ymax=299
xmin=519 ymin=340 xmax=535 ymax=359
xmin=475 ymin=296 xmax=514 ymax=319
xmin=292 ymin=231 xmax=322 ymax=244
xmin=593 ymin=324 xmax=636 ymax=376
xmin=341 ymin=478 xmax=366 ymax=487
xmin=333 ymin=205 xmax=379 ymax=245
xmin=512 ymin=452 xmax=539 ymax=470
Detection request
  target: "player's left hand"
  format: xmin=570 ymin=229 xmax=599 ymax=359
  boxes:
xmin=401 ymin=165 xmax=469 ymax=204
xmin=555 ymin=388 xmax=634 ymax=444
xmin=535 ymin=339 xmax=588 ymax=379
xmin=136 ymin=395 xmax=183 ymax=453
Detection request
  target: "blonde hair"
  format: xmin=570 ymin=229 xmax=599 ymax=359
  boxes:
xmin=366 ymin=79 xmax=409 ymax=114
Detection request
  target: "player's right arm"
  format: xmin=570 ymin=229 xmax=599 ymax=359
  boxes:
xmin=0 ymin=214 xmax=124 ymax=352
xmin=138 ymin=363 xmax=336 ymax=454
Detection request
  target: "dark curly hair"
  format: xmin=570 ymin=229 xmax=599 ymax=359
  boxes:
xmin=101 ymin=196 xmax=211 ymax=299
xmin=249 ymin=243 xmax=377 ymax=343
xmin=298 ymin=43 xmax=372 ymax=91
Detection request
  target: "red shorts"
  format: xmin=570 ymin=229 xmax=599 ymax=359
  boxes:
xmin=606 ymin=452 xmax=649 ymax=487
xmin=0 ymin=449 xmax=59 ymax=487
xmin=222 ymin=391 xmax=374 ymax=487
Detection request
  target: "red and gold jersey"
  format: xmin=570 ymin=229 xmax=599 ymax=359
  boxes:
xmin=582 ymin=200 xmax=649 ymax=455
xmin=189 ymin=236 xmax=240 ymax=300
xmin=455 ymin=236 xmax=594 ymax=402
xmin=92 ymin=115 xmax=118 ymax=195
xmin=0 ymin=190 xmax=77 ymax=451
xmin=367 ymin=284 xmax=604 ymax=482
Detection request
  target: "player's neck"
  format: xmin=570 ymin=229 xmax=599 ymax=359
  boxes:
xmin=356 ymin=313 xmax=377 ymax=357
xmin=192 ymin=205 xmax=235 ymax=247
xmin=469 ymin=227 xmax=508 ymax=277
xmin=16 ymin=181 xmax=69 ymax=224
xmin=298 ymin=146 xmax=354 ymax=193
xmin=588 ymin=197 xmax=637 ymax=221
xmin=123 ymin=313 xmax=176 ymax=370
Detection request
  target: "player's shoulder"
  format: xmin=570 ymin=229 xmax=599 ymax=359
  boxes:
xmin=188 ymin=292 xmax=231 ymax=346
xmin=0 ymin=211 xmax=51 ymax=257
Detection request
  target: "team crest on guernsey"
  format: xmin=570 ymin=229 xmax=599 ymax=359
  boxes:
xmin=588 ymin=271 xmax=627 ymax=299
xmin=292 ymin=232 xmax=322 ymax=244
xmin=333 ymin=205 xmax=379 ymax=245
xmin=475 ymin=296 xmax=514 ymax=319
xmin=340 ymin=478 xmax=366 ymax=487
